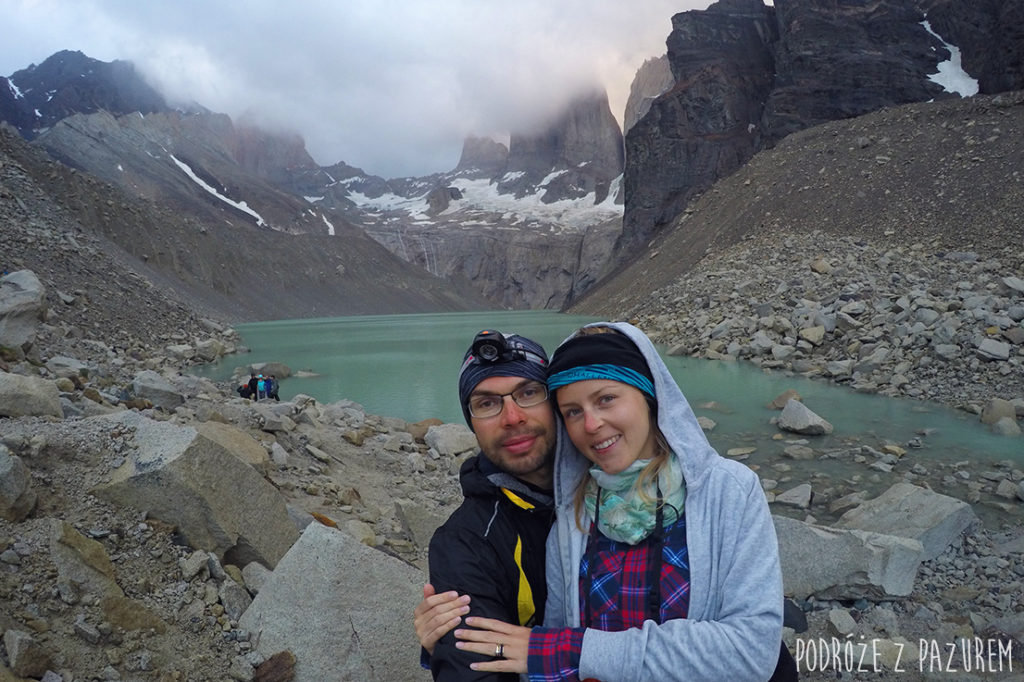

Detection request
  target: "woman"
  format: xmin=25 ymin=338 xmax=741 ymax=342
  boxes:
xmin=427 ymin=322 xmax=784 ymax=680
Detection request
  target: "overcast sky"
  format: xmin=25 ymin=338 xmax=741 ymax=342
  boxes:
xmin=1 ymin=0 xmax=720 ymax=178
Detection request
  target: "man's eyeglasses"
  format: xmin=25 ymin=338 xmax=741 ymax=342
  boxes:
xmin=467 ymin=382 xmax=549 ymax=419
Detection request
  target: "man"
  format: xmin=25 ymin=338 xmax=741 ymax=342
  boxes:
xmin=424 ymin=330 xmax=557 ymax=681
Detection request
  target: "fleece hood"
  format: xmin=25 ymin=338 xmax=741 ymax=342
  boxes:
xmin=550 ymin=321 xmax=718 ymax=509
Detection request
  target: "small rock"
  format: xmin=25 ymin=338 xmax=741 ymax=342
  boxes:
xmin=775 ymin=484 xmax=813 ymax=509
xmin=826 ymin=608 xmax=858 ymax=636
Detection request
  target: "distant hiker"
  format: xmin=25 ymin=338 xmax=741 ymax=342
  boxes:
xmin=267 ymin=375 xmax=280 ymax=401
xmin=257 ymin=375 xmax=266 ymax=400
xmin=237 ymin=382 xmax=253 ymax=399
xmin=247 ymin=373 xmax=259 ymax=401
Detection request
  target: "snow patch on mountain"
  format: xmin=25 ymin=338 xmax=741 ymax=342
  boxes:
xmin=346 ymin=174 xmax=622 ymax=231
xmin=171 ymin=154 xmax=267 ymax=227
xmin=5 ymin=77 xmax=24 ymax=99
xmin=921 ymin=20 xmax=979 ymax=97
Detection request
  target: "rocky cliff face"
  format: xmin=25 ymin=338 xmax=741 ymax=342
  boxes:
xmin=498 ymin=90 xmax=624 ymax=204
xmin=619 ymin=0 xmax=1024 ymax=262
xmin=34 ymin=109 xmax=339 ymax=236
xmin=231 ymin=117 xmax=322 ymax=187
xmin=362 ymin=215 xmax=622 ymax=310
xmin=620 ymin=0 xmax=776 ymax=257
xmin=623 ymin=55 xmax=674 ymax=134
xmin=454 ymin=135 xmax=509 ymax=178
xmin=763 ymin=0 xmax=949 ymax=140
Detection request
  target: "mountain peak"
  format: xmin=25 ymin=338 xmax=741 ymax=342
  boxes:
xmin=454 ymin=135 xmax=508 ymax=178
xmin=5 ymin=50 xmax=167 ymax=139
xmin=507 ymin=90 xmax=622 ymax=178
xmin=497 ymin=90 xmax=624 ymax=203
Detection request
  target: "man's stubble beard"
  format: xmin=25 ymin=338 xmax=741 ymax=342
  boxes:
xmin=481 ymin=425 xmax=555 ymax=480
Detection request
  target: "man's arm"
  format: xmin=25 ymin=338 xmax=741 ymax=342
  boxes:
xmin=428 ymin=526 xmax=520 ymax=681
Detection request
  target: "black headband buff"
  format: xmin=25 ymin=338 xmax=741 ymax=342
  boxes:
xmin=547 ymin=332 xmax=654 ymax=386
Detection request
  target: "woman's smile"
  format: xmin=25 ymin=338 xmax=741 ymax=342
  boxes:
xmin=592 ymin=435 xmax=620 ymax=453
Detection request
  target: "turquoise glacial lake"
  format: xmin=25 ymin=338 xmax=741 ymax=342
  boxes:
xmin=192 ymin=309 xmax=1024 ymax=524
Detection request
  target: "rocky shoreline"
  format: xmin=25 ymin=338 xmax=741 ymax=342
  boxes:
xmin=2 ymin=247 xmax=1023 ymax=680
xmin=626 ymin=228 xmax=1024 ymax=411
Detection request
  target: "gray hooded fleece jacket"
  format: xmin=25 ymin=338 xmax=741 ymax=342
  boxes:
xmin=542 ymin=322 xmax=783 ymax=681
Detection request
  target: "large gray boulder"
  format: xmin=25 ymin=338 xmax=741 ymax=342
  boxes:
xmin=980 ymin=398 xmax=1018 ymax=425
xmin=90 ymin=412 xmax=299 ymax=568
xmin=131 ymin=369 xmax=185 ymax=410
xmin=992 ymin=416 xmax=1022 ymax=437
xmin=239 ymin=522 xmax=426 ymax=682
xmin=3 ymin=628 xmax=52 ymax=678
xmin=252 ymin=403 xmax=296 ymax=433
xmin=194 ymin=338 xmax=225 ymax=362
xmin=774 ymin=515 xmax=924 ymax=601
xmin=44 ymin=355 xmax=92 ymax=381
xmin=0 ymin=269 xmax=47 ymax=357
xmin=195 ymin=421 xmax=271 ymax=475
xmin=976 ymin=338 xmax=1012 ymax=361
xmin=775 ymin=483 xmax=813 ymax=509
xmin=834 ymin=483 xmax=980 ymax=560
xmin=777 ymin=399 xmax=834 ymax=435
xmin=252 ymin=362 xmax=292 ymax=379
xmin=0 ymin=371 xmax=62 ymax=418
xmin=424 ymin=423 xmax=478 ymax=456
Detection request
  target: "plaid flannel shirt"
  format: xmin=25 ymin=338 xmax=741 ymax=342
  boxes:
xmin=527 ymin=515 xmax=690 ymax=681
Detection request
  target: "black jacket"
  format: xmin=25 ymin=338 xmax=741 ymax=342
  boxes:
xmin=428 ymin=453 xmax=554 ymax=681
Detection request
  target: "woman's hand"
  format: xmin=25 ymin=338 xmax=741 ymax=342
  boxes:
xmin=414 ymin=584 xmax=470 ymax=654
xmin=455 ymin=617 xmax=531 ymax=674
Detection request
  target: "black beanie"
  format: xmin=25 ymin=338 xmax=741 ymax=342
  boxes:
xmin=546 ymin=332 xmax=655 ymax=398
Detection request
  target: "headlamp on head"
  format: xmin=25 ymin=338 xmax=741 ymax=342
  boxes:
xmin=472 ymin=330 xmax=507 ymax=363
xmin=459 ymin=329 xmax=548 ymax=378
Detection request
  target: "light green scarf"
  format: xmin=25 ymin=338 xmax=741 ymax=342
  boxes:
xmin=583 ymin=454 xmax=686 ymax=545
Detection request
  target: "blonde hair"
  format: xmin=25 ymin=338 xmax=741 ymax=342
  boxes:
xmin=561 ymin=326 xmax=672 ymax=529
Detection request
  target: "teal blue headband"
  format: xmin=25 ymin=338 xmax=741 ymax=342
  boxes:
xmin=547 ymin=363 xmax=655 ymax=398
